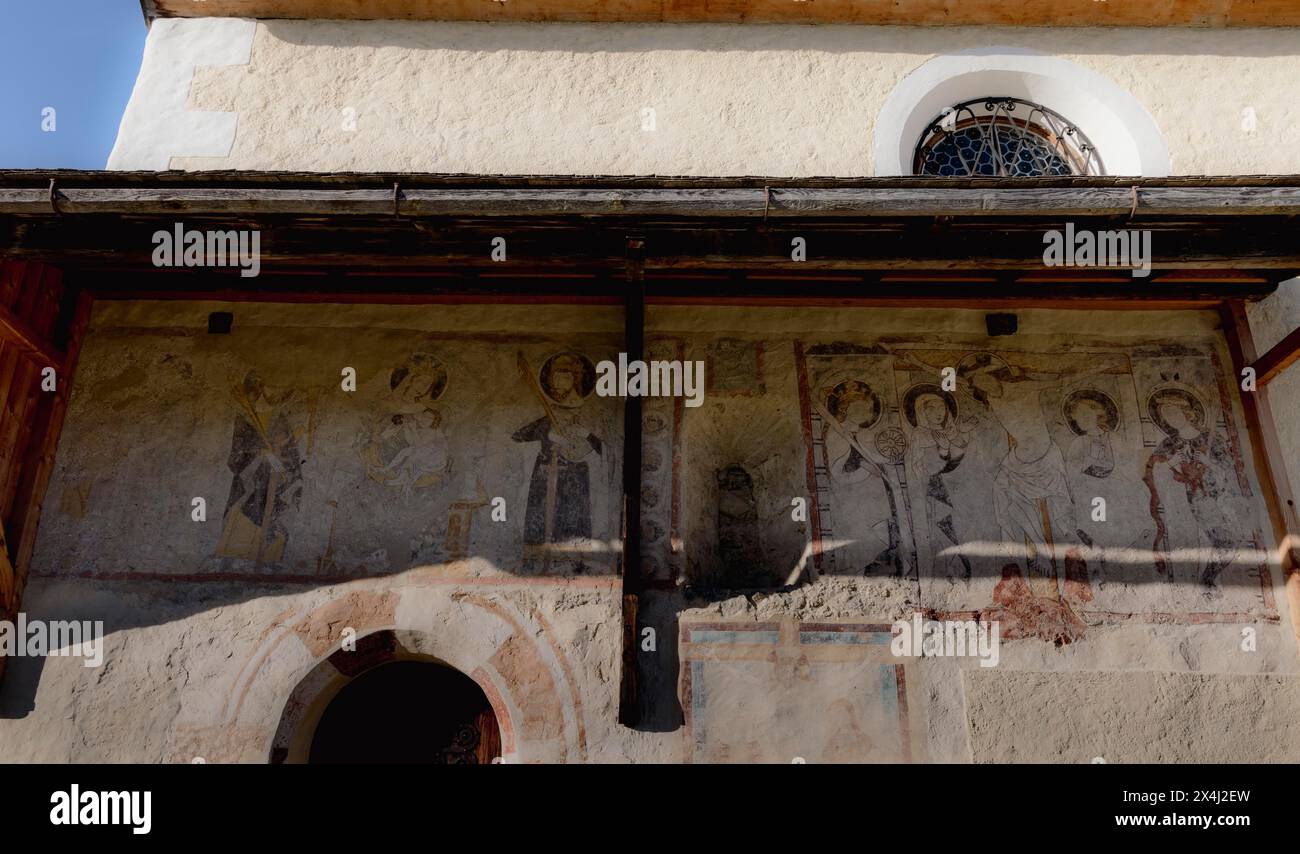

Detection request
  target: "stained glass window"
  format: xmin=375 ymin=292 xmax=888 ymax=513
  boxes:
xmin=913 ymin=98 xmax=1100 ymax=177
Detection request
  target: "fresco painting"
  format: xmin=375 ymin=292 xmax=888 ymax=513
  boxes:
xmin=511 ymin=350 xmax=611 ymax=573
xmin=216 ymin=370 xmax=315 ymax=567
xmin=197 ymin=332 xmax=624 ymax=578
xmin=797 ymin=339 xmax=1275 ymax=642
xmin=681 ymin=621 xmax=920 ymax=763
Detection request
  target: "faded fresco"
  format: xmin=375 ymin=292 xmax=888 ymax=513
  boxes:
xmin=38 ymin=325 xmax=623 ymax=580
xmin=18 ymin=305 xmax=1297 ymax=764
xmin=681 ymin=620 xmax=922 ymax=763
xmin=795 ymin=339 xmax=1274 ymax=643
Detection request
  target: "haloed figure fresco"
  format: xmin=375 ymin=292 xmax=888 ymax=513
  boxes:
xmin=216 ymin=370 xmax=312 ymax=566
xmin=1063 ymin=389 xmax=1118 ymax=480
xmin=360 ymin=354 xmax=451 ymax=495
xmin=954 ymin=351 xmax=1122 ymax=608
xmin=821 ymin=377 xmax=913 ymax=577
xmin=903 ymin=383 xmax=977 ymax=583
xmin=1143 ymin=386 xmax=1245 ymax=597
xmin=795 ymin=342 xmax=1269 ymax=643
xmin=512 ymin=351 xmax=604 ymax=572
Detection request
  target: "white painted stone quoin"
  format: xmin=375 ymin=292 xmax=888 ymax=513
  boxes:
xmin=108 ymin=18 xmax=255 ymax=170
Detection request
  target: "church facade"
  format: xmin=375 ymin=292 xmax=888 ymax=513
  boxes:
xmin=1 ymin=0 xmax=1299 ymax=762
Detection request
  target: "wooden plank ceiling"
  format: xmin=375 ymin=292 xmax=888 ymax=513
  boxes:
xmin=145 ymin=0 xmax=1300 ymax=27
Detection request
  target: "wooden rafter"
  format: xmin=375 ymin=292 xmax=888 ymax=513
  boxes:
xmin=1252 ymin=324 xmax=1300 ymax=386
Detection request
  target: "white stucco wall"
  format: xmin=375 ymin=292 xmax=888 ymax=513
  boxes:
xmin=5 ymin=300 xmax=1299 ymax=763
xmin=109 ymin=19 xmax=1300 ymax=176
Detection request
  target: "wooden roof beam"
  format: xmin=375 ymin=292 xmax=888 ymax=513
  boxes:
xmin=1253 ymin=324 xmax=1300 ymax=385
xmin=11 ymin=184 xmax=1300 ymax=218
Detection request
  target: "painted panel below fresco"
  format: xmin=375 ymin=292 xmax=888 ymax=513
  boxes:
xmin=681 ymin=620 xmax=922 ymax=763
xmin=795 ymin=338 xmax=1275 ymax=642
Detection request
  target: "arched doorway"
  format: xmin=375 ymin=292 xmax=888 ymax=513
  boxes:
xmin=308 ymin=660 xmax=502 ymax=764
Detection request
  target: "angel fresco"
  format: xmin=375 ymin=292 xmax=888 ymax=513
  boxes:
xmin=512 ymin=351 xmax=604 ymax=571
xmin=1142 ymin=386 xmax=1244 ymax=596
xmin=216 ymin=370 xmax=312 ymax=566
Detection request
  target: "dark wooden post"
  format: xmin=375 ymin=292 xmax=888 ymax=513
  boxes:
xmin=0 ymin=261 xmax=89 ymax=687
xmin=619 ymin=236 xmax=645 ymax=726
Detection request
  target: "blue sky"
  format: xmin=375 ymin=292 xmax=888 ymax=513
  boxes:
xmin=0 ymin=0 xmax=147 ymax=169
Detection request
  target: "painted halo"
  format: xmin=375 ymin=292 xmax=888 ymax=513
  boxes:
xmin=540 ymin=350 xmax=597 ymax=409
xmin=956 ymin=351 xmax=1012 ymax=381
xmin=1062 ymin=388 xmax=1120 ymax=436
xmin=390 ymin=353 xmax=448 ymax=404
xmin=824 ymin=378 xmax=882 ymax=431
xmin=1146 ymin=386 xmax=1206 ymax=436
xmin=902 ymin=382 xmax=959 ymax=428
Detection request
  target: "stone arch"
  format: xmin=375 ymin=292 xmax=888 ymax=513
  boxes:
xmin=267 ymin=629 xmax=517 ymax=763
xmin=218 ymin=587 xmax=588 ymax=764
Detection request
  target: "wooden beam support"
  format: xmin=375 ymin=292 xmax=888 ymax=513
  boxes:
xmin=619 ymin=237 xmax=645 ymax=728
xmin=1252 ymin=323 xmax=1300 ymax=386
xmin=11 ymin=184 xmax=1300 ymax=218
xmin=1220 ymin=300 xmax=1300 ymax=652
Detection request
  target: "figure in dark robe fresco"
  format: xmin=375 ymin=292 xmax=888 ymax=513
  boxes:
xmin=512 ymin=351 xmax=603 ymax=572
xmin=216 ymin=370 xmax=308 ymax=566
xmin=1142 ymin=386 xmax=1243 ymax=597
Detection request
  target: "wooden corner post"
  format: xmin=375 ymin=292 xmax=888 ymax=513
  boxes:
xmin=1220 ymin=300 xmax=1300 ymax=651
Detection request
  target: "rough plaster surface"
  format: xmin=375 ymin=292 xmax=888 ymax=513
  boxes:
xmin=107 ymin=17 xmax=255 ymax=170
xmin=964 ymin=670 xmax=1300 ymax=763
xmin=103 ymin=20 xmax=1300 ymax=175
xmin=2 ymin=301 xmax=1297 ymax=762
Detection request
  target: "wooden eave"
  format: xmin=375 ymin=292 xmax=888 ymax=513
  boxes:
xmin=1 ymin=171 xmax=1298 ymax=305
xmin=141 ymin=0 xmax=1300 ymax=28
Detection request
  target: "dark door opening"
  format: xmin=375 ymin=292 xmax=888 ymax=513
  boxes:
xmin=309 ymin=660 xmax=501 ymax=764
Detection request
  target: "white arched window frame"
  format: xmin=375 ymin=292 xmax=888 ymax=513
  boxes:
xmin=874 ymin=50 xmax=1171 ymax=178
